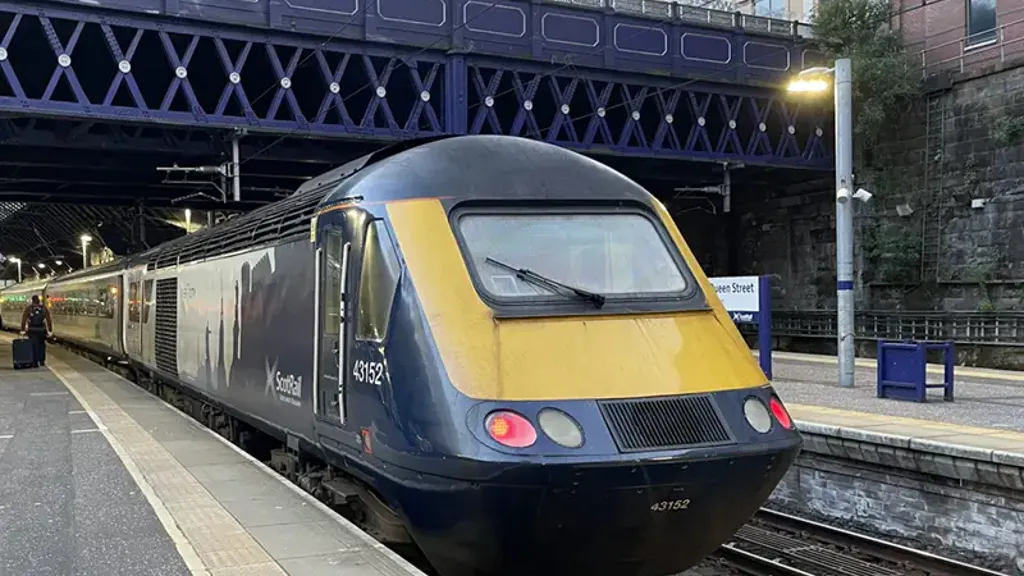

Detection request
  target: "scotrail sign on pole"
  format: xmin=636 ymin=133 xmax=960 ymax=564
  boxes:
xmin=709 ymin=275 xmax=772 ymax=380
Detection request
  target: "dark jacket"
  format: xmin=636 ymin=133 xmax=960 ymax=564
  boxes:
xmin=21 ymin=303 xmax=52 ymax=333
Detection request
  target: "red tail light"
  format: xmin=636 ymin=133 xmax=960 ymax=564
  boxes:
xmin=769 ymin=397 xmax=794 ymax=430
xmin=485 ymin=411 xmax=537 ymax=448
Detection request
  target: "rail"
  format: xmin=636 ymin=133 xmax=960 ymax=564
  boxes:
xmin=545 ymin=0 xmax=814 ymax=38
xmin=734 ymin=508 xmax=1008 ymax=576
xmin=742 ymin=310 xmax=1024 ymax=347
xmin=914 ymin=5 xmax=1024 ymax=78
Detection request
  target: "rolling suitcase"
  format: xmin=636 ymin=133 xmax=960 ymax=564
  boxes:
xmin=12 ymin=338 xmax=34 ymax=369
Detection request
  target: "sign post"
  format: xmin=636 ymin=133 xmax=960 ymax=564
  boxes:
xmin=709 ymin=275 xmax=772 ymax=380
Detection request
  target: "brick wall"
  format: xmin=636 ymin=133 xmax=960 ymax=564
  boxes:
xmin=895 ymin=0 xmax=1024 ymax=79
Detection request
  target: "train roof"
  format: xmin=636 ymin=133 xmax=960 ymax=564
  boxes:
xmin=0 ymin=278 xmax=49 ymax=295
xmin=322 ymin=135 xmax=653 ymax=206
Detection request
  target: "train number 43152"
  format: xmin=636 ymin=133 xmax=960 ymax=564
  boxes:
xmin=650 ymin=499 xmax=691 ymax=512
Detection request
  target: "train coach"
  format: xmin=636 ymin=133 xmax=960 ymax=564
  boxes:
xmin=0 ymin=135 xmax=802 ymax=576
xmin=0 ymin=278 xmax=47 ymax=331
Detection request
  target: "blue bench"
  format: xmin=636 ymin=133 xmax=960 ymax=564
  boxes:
xmin=876 ymin=340 xmax=955 ymax=403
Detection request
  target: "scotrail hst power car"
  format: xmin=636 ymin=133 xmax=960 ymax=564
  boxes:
xmin=0 ymin=135 xmax=802 ymax=576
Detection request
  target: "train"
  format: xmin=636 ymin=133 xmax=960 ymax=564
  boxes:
xmin=0 ymin=135 xmax=802 ymax=576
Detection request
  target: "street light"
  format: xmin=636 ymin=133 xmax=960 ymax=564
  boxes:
xmin=185 ymin=208 xmax=193 ymax=233
xmin=787 ymin=58 xmax=859 ymax=389
xmin=80 ymin=234 xmax=92 ymax=269
xmin=9 ymin=256 xmax=21 ymax=283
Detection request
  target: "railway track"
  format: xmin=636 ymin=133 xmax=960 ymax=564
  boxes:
xmin=716 ymin=507 xmax=1009 ymax=576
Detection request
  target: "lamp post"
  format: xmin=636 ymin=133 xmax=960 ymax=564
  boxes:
xmin=80 ymin=234 xmax=92 ymax=269
xmin=788 ymin=58 xmax=857 ymax=389
xmin=185 ymin=208 xmax=193 ymax=233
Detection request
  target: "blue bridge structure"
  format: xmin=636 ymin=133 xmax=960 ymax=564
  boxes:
xmin=0 ymin=0 xmax=834 ymax=269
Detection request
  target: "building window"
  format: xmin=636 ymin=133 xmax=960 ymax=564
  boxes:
xmin=966 ymin=0 xmax=997 ymax=46
xmin=753 ymin=0 xmax=788 ymax=19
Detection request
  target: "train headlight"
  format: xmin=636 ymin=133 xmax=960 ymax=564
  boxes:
xmin=537 ymin=408 xmax=584 ymax=448
xmin=742 ymin=397 xmax=773 ymax=434
xmin=485 ymin=411 xmax=537 ymax=448
xmin=769 ymin=396 xmax=794 ymax=430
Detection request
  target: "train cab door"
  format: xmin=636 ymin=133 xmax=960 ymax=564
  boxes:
xmin=315 ymin=224 xmax=352 ymax=430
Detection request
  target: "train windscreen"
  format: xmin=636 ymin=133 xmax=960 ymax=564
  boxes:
xmin=457 ymin=211 xmax=688 ymax=301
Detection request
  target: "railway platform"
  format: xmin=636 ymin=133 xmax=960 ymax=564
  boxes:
xmin=763 ymin=350 xmax=1024 ymax=572
xmin=0 ymin=335 xmax=424 ymax=576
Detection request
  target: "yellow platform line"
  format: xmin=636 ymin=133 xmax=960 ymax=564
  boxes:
xmin=755 ymin=350 xmax=1024 ymax=382
xmin=788 ymin=402 xmax=1024 ymax=442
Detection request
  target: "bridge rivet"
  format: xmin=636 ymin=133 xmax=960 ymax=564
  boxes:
xmin=788 ymin=125 xmax=795 ymax=134
xmin=118 ymin=60 xmax=131 ymax=74
xmin=697 ymin=116 xmax=706 ymax=126
xmin=665 ymin=114 xmax=674 ymax=124
xmin=815 ymin=127 xmax=823 ymax=137
xmin=597 ymin=107 xmax=606 ymax=118
xmin=631 ymin=110 xmax=640 ymax=121
xmin=758 ymin=122 xmax=767 ymax=132
xmin=0 ymin=47 xmax=8 ymax=62
xmin=728 ymin=119 xmax=737 ymax=129
xmin=524 ymin=100 xmax=533 ymax=111
xmin=280 ymin=77 xmax=292 ymax=89
xmin=420 ymin=90 xmax=430 ymax=102
xmin=58 ymin=54 xmax=71 ymax=68
xmin=229 ymin=71 xmax=240 ymax=84
xmin=484 ymin=95 xmax=494 ymax=108
xmin=329 ymin=82 xmax=340 ymax=94
xmin=376 ymin=86 xmax=387 ymax=98
xmin=175 ymin=66 xmax=187 ymax=79
xmin=561 ymin=103 xmax=570 ymax=115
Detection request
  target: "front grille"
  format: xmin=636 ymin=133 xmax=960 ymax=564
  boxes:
xmin=599 ymin=394 xmax=733 ymax=453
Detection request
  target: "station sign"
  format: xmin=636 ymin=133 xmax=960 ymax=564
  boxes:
xmin=709 ymin=276 xmax=760 ymax=314
xmin=709 ymin=275 xmax=773 ymax=380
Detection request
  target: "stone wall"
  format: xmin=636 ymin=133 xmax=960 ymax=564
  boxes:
xmin=734 ymin=62 xmax=1024 ymax=312
xmin=770 ymin=424 xmax=1024 ymax=574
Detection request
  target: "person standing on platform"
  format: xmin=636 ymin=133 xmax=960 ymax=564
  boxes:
xmin=20 ymin=295 xmax=52 ymax=368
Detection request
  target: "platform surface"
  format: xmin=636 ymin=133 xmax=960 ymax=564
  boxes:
xmin=0 ymin=335 xmax=423 ymax=576
xmin=766 ymin=350 xmax=1024 ymax=457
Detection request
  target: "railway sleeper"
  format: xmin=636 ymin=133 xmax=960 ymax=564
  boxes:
xmin=51 ymin=338 xmax=415 ymax=549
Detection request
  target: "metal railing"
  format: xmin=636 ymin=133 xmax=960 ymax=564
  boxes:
xmin=747 ymin=310 xmax=1024 ymax=347
xmin=913 ymin=5 xmax=1024 ymax=77
xmin=546 ymin=0 xmax=814 ymax=38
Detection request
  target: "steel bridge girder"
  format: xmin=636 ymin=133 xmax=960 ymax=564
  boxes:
xmin=0 ymin=4 xmax=833 ymax=168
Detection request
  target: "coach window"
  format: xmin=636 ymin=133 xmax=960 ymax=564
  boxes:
xmin=128 ymin=282 xmax=141 ymax=322
xmin=324 ymin=230 xmax=343 ymax=337
xmin=356 ymin=221 xmax=401 ymax=342
xmin=967 ymin=0 xmax=997 ymax=46
xmin=143 ymin=280 xmax=154 ymax=323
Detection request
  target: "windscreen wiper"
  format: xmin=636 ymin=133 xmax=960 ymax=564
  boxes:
xmin=485 ymin=257 xmax=606 ymax=308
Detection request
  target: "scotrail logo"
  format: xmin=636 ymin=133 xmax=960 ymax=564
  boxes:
xmin=264 ymin=356 xmax=302 ymax=407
